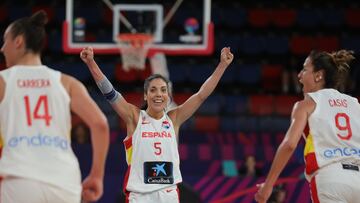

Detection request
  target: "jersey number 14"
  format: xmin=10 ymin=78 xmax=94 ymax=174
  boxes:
xmin=24 ymin=95 xmax=52 ymax=126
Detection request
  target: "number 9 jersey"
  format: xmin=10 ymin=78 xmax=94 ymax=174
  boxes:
xmin=0 ymin=65 xmax=82 ymax=196
xmin=304 ymin=88 xmax=360 ymax=179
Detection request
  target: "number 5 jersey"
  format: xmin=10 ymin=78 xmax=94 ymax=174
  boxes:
xmin=123 ymin=110 xmax=182 ymax=193
xmin=0 ymin=65 xmax=82 ymax=195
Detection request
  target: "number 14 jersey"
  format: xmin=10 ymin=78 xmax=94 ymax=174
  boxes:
xmin=0 ymin=65 xmax=81 ymax=195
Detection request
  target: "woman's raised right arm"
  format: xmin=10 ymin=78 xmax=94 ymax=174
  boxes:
xmin=80 ymin=47 xmax=139 ymax=133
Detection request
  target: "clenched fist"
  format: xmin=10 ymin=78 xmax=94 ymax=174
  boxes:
xmin=80 ymin=47 xmax=94 ymax=64
xmin=220 ymin=47 xmax=234 ymax=66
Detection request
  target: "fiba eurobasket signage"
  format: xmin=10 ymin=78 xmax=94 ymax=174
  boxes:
xmin=180 ymin=17 xmax=202 ymax=43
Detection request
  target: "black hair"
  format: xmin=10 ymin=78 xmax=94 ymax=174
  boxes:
xmin=308 ymin=49 xmax=355 ymax=91
xmin=9 ymin=10 xmax=48 ymax=54
xmin=140 ymin=74 xmax=172 ymax=110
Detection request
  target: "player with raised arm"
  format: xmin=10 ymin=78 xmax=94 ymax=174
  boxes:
xmin=81 ymin=46 xmax=233 ymax=202
xmin=255 ymin=50 xmax=360 ymax=203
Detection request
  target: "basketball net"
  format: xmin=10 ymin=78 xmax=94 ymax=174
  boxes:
xmin=116 ymin=33 xmax=153 ymax=71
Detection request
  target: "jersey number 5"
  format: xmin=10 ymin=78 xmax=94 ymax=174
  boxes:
xmin=24 ymin=95 xmax=52 ymax=126
xmin=335 ymin=113 xmax=352 ymax=140
xmin=154 ymin=142 xmax=162 ymax=155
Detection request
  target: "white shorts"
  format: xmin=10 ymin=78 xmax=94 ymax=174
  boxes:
xmin=126 ymin=185 xmax=179 ymax=203
xmin=310 ymin=162 xmax=360 ymax=203
xmin=0 ymin=177 xmax=81 ymax=203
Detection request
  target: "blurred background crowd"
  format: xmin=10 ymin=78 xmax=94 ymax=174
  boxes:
xmin=1 ymin=0 xmax=359 ymax=202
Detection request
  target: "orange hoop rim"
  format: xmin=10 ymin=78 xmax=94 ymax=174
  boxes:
xmin=117 ymin=33 xmax=153 ymax=43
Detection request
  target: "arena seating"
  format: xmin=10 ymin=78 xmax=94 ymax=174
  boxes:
xmin=1 ymin=1 xmax=360 ymax=202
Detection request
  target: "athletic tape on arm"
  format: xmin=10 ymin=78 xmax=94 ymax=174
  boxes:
xmin=96 ymin=77 xmax=122 ymax=103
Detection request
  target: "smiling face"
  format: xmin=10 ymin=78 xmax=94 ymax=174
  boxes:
xmin=144 ymin=78 xmax=170 ymax=117
xmin=297 ymin=56 xmax=324 ymax=94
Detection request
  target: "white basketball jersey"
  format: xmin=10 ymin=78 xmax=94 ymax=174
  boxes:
xmin=0 ymin=65 xmax=82 ymax=195
xmin=304 ymin=88 xmax=360 ymax=180
xmin=123 ymin=110 xmax=182 ymax=193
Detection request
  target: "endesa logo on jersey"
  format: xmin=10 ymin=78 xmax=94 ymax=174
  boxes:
xmin=323 ymin=147 xmax=360 ymax=158
xmin=8 ymin=134 xmax=69 ymax=150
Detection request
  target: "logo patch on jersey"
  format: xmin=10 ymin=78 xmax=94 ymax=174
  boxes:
xmin=162 ymin=120 xmax=171 ymax=129
xmin=323 ymin=147 xmax=360 ymax=159
xmin=144 ymin=161 xmax=173 ymax=184
xmin=8 ymin=134 xmax=69 ymax=150
xmin=141 ymin=116 xmax=150 ymax=124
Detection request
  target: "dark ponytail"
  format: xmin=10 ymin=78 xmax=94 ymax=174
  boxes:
xmin=330 ymin=50 xmax=355 ymax=73
xmin=330 ymin=50 xmax=355 ymax=91
xmin=309 ymin=49 xmax=355 ymax=91
xmin=10 ymin=10 xmax=48 ymax=53
xmin=29 ymin=10 xmax=48 ymax=27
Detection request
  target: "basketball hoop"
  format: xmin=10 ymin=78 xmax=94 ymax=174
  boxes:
xmin=116 ymin=33 xmax=153 ymax=71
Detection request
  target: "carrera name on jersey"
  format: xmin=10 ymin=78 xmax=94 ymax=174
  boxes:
xmin=17 ymin=79 xmax=51 ymax=88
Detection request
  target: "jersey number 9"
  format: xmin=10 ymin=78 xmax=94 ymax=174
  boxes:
xmin=335 ymin=113 xmax=352 ymax=140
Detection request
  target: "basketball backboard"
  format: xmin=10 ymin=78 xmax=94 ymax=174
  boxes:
xmin=63 ymin=0 xmax=213 ymax=55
